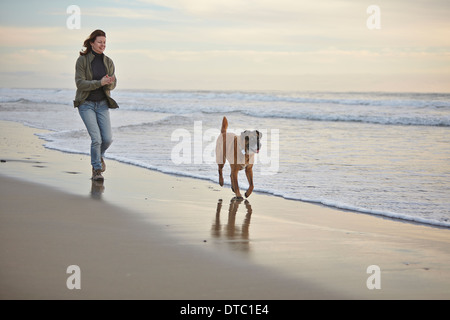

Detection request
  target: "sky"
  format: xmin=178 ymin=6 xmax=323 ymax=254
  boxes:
xmin=0 ymin=0 xmax=449 ymax=92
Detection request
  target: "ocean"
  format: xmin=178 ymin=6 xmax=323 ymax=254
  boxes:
xmin=1 ymin=88 xmax=449 ymax=227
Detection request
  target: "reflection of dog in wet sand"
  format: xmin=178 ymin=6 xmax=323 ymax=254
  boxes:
xmin=212 ymin=198 xmax=252 ymax=251
xmin=215 ymin=117 xmax=262 ymax=199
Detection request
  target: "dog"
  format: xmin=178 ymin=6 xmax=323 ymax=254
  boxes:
xmin=215 ymin=117 xmax=262 ymax=199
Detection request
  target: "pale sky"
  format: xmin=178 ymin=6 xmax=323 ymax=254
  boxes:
xmin=0 ymin=0 xmax=449 ymax=92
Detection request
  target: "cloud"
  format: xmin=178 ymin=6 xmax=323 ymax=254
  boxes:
xmin=111 ymin=47 xmax=450 ymax=79
xmin=9 ymin=49 xmax=67 ymax=64
xmin=1 ymin=0 xmax=449 ymax=91
xmin=0 ymin=49 xmax=73 ymax=87
xmin=80 ymin=6 xmax=179 ymax=22
xmin=0 ymin=26 xmax=82 ymax=48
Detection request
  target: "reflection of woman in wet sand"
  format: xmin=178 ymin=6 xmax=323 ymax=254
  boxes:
xmin=91 ymin=180 xmax=105 ymax=200
xmin=212 ymin=198 xmax=252 ymax=252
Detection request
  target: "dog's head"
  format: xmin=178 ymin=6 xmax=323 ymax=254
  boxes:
xmin=241 ymin=130 xmax=262 ymax=154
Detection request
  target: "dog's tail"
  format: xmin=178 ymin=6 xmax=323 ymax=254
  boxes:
xmin=221 ymin=117 xmax=228 ymax=134
xmin=221 ymin=117 xmax=228 ymax=165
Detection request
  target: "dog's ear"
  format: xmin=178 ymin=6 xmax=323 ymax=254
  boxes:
xmin=241 ymin=130 xmax=249 ymax=138
xmin=256 ymin=130 xmax=262 ymax=138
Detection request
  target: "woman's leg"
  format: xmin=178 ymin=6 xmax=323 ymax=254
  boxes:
xmin=95 ymin=100 xmax=113 ymax=158
xmin=78 ymin=101 xmax=103 ymax=171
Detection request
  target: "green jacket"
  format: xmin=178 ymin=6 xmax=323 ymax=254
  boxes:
xmin=73 ymin=51 xmax=118 ymax=108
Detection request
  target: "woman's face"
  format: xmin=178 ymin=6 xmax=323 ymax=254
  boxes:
xmin=91 ymin=36 xmax=106 ymax=54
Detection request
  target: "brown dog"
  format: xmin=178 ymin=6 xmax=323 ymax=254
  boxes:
xmin=215 ymin=117 xmax=262 ymax=199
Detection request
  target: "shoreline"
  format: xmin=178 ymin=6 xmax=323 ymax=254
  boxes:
xmin=1 ymin=120 xmax=450 ymax=299
xmin=23 ymin=127 xmax=450 ymax=230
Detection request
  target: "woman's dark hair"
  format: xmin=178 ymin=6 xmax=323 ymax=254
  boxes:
xmin=80 ymin=29 xmax=106 ymax=56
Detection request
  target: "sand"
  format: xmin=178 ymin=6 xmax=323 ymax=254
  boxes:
xmin=1 ymin=120 xmax=450 ymax=300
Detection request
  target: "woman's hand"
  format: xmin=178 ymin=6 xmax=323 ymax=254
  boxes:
xmin=101 ymin=75 xmax=115 ymax=86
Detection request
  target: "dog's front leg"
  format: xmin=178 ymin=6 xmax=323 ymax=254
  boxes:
xmin=230 ymin=165 xmax=243 ymax=199
xmin=218 ymin=163 xmax=224 ymax=186
xmin=244 ymin=165 xmax=254 ymax=198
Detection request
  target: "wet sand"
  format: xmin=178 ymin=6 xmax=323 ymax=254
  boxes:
xmin=1 ymin=120 xmax=450 ymax=299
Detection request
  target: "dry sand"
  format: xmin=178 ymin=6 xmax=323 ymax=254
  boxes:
xmin=1 ymin=120 xmax=450 ymax=300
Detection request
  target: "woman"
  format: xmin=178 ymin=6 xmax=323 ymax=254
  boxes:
xmin=74 ymin=29 xmax=118 ymax=181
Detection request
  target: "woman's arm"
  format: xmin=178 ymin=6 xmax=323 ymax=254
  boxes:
xmin=75 ymin=56 xmax=103 ymax=91
xmin=104 ymin=59 xmax=117 ymax=91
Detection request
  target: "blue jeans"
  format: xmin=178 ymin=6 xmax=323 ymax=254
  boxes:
xmin=78 ymin=100 xmax=113 ymax=170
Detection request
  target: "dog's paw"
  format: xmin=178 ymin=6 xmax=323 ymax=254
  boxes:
xmin=232 ymin=196 xmax=244 ymax=201
xmin=219 ymin=177 xmax=224 ymax=186
xmin=245 ymin=191 xmax=252 ymax=198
